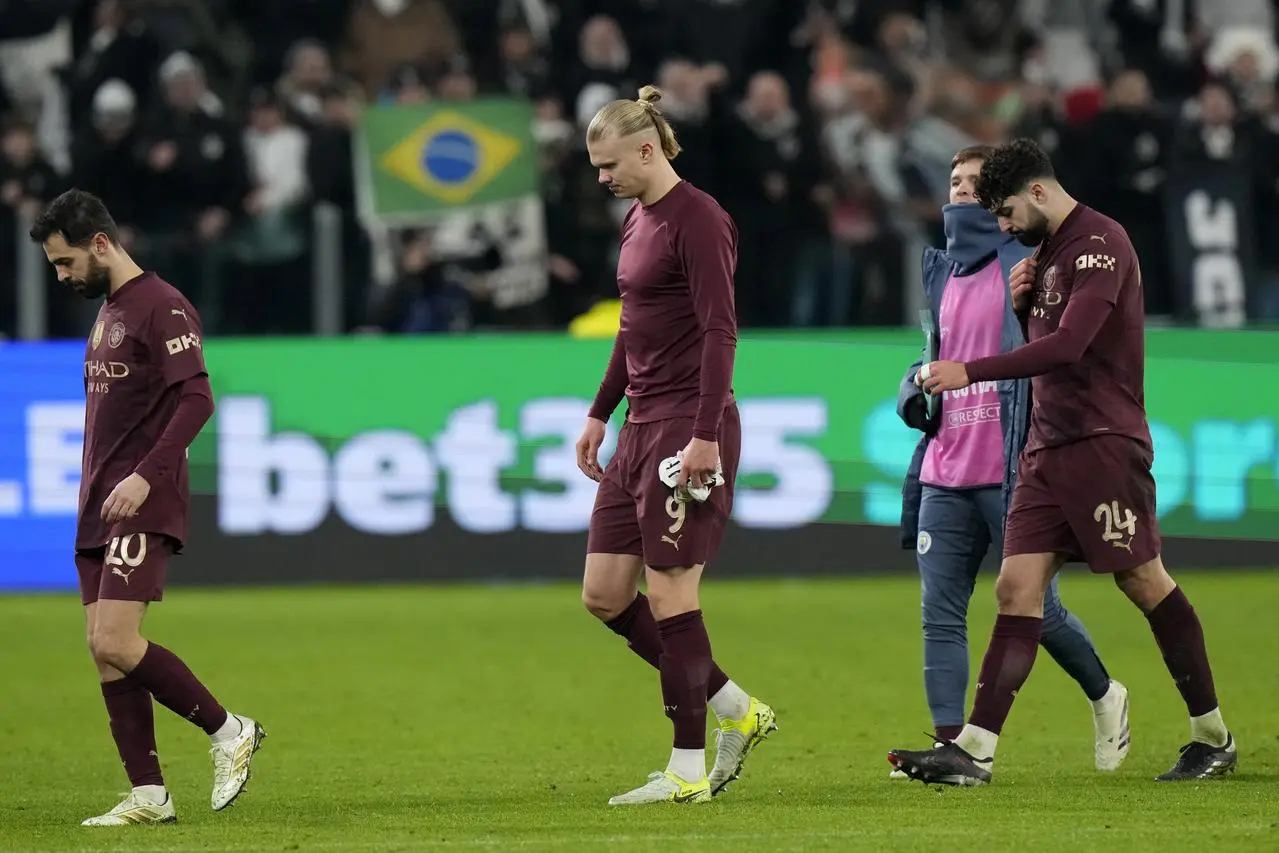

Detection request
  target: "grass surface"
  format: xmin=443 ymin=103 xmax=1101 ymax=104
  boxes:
xmin=1 ymin=571 xmax=1276 ymax=852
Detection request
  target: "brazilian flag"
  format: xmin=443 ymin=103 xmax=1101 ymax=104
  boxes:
xmin=356 ymin=99 xmax=538 ymax=222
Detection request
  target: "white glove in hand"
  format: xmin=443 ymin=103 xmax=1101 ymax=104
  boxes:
xmin=658 ymin=452 xmax=724 ymax=503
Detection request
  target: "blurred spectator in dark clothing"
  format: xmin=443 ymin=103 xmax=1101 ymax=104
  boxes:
xmin=1002 ymin=45 xmax=1080 ymax=185
xmin=1255 ymin=118 xmax=1279 ymax=320
xmin=232 ymin=0 xmax=353 ymax=85
xmin=368 ymin=232 xmax=473 ymax=333
xmin=551 ymin=0 xmax=671 ymax=83
xmin=567 ymin=16 xmax=641 ymax=124
xmin=869 ymin=7 xmax=931 ymax=104
xmin=835 ymin=0 xmax=931 ymax=53
xmin=667 ymin=0 xmax=771 ymax=79
xmin=381 ymin=62 xmax=432 ymax=105
xmin=1078 ymin=69 xmax=1172 ymax=313
xmin=536 ymin=96 xmax=587 ymax=325
xmin=1168 ymin=80 xmax=1259 ymax=322
xmin=488 ymin=25 xmax=552 ymax=98
xmin=436 ymin=64 xmax=479 ymax=101
xmin=308 ymin=85 xmax=360 ymax=213
xmin=65 ymin=0 xmax=160 ymax=137
xmin=341 ymin=0 xmax=460 ymax=97
xmin=133 ymin=51 xmax=250 ymax=319
xmin=307 ymin=82 xmax=371 ymax=331
xmin=653 ymin=59 xmax=719 ymax=196
xmin=70 ymin=78 xmax=143 ymax=251
xmin=1108 ymin=0 xmax=1197 ymax=102
xmin=224 ymin=87 xmax=311 ymax=335
xmin=719 ymin=70 xmax=828 ymax=328
xmin=0 ymin=117 xmax=62 ymax=339
xmin=539 ymin=94 xmax=619 ymax=313
xmin=0 ymin=119 xmax=61 ymax=223
xmin=275 ymin=39 xmax=336 ymax=126
xmin=368 ymin=230 xmax=494 ymax=333
xmin=824 ymin=63 xmax=940 ymax=326
xmin=1254 ymin=83 xmax=1279 ymax=321
xmin=1170 ymin=79 xmax=1257 ymax=168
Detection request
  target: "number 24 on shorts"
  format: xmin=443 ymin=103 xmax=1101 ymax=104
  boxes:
xmin=1094 ymin=501 xmax=1137 ymax=552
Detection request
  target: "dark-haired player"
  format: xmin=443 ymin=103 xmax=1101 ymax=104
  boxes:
xmin=31 ymin=189 xmax=266 ymax=825
xmin=889 ymin=138 xmax=1235 ymax=786
xmin=575 ymin=86 xmax=776 ymax=806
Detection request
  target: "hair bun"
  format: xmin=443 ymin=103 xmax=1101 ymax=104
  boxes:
xmin=637 ymin=85 xmax=663 ymax=110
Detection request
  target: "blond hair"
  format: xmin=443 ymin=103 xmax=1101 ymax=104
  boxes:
xmin=586 ymin=85 xmax=682 ymax=159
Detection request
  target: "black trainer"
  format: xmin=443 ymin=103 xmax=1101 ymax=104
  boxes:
xmin=1155 ymin=734 xmax=1238 ymax=781
xmin=887 ymin=741 xmax=993 ymax=787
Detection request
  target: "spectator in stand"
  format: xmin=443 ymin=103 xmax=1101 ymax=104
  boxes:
xmin=132 ymin=51 xmax=250 ymax=322
xmin=70 ymin=79 xmax=143 ymax=253
xmin=224 ymin=87 xmax=311 ymax=335
xmin=340 ymin=0 xmax=459 ymax=97
xmin=1077 ymin=69 xmax=1172 ymax=314
xmin=275 ymin=39 xmax=336 ymax=126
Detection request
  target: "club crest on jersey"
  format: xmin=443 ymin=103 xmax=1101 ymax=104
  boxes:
xmin=1041 ymin=265 xmax=1058 ymax=291
xmin=90 ymin=321 xmax=104 ymax=349
xmin=108 ymin=322 xmax=126 ymax=348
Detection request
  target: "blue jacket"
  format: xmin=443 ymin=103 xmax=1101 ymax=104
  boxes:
xmin=897 ymin=204 xmax=1033 ymax=550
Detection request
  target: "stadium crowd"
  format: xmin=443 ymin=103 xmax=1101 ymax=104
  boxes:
xmin=2 ymin=0 xmax=1279 ymax=338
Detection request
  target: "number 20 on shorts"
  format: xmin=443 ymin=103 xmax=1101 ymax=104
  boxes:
xmin=105 ymin=534 xmax=148 ymax=582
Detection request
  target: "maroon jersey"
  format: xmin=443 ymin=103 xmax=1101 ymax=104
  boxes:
xmin=966 ymin=204 xmax=1152 ymax=454
xmin=588 ymin=181 xmax=738 ymax=440
xmin=79 ymin=272 xmax=207 ymax=549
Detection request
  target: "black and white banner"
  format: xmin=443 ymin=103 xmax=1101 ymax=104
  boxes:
xmin=1164 ymin=160 xmax=1257 ymax=328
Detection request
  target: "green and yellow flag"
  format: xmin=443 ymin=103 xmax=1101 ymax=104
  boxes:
xmin=355 ymin=99 xmax=538 ymax=223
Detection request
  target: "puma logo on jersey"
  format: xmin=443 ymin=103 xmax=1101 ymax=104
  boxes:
xmin=111 ymin=566 xmax=135 ymax=584
xmin=1090 ymin=234 xmax=1107 ymax=244
xmin=171 ymin=308 xmax=188 ymax=318
xmin=661 ymin=534 xmax=681 ymax=550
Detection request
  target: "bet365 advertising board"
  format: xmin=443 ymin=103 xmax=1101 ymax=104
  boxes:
xmin=1 ymin=331 xmax=1275 ymax=590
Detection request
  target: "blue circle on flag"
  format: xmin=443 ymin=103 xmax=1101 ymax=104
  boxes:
xmin=421 ymin=130 xmax=479 ymax=185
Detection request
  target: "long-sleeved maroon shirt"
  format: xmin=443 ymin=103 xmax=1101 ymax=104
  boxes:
xmin=588 ymin=180 xmax=738 ymax=440
xmin=964 ymin=204 xmax=1152 ymax=453
xmin=80 ymin=272 xmax=214 ymax=549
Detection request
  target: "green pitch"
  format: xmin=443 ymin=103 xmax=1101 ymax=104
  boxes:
xmin=1 ymin=571 xmax=1275 ymax=852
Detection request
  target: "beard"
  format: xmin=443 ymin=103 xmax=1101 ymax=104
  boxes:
xmin=1011 ymin=208 xmax=1052 ymax=246
xmin=69 ymin=255 xmax=112 ymax=300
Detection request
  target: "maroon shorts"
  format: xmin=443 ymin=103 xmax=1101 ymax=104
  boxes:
xmin=587 ymin=403 xmax=741 ymax=570
xmin=75 ymin=532 xmax=175 ymax=606
xmin=1004 ymin=435 xmax=1161 ymax=574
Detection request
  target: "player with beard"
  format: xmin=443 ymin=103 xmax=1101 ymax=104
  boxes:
xmin=896 ymin=145 xmax=1127 ymax=779
xmin=887 ymin=139 xmax=1236 ymax=786
xmin=31 ymin=189 xmax=266 ymax=825
xmin=575 ymin=86 xmax=776 ymax=806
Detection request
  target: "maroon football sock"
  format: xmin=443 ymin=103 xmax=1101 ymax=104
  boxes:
xmin=605 ymin=593 xmax=730 ymax=694
xmin=656 ymin=610 xmax=713 ymax=749
xmin=968 ymin=615 xmax=1043 ymax=735
xmin=101 ymin=677 xmax=164 ymax=787
xmin=128 ymin=643 xmax=229 ymax=734
xmin=935 ymin=724 xmax=963 ymax=741
xmin=1146 ymin=587 xmax=1219 ymax=716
